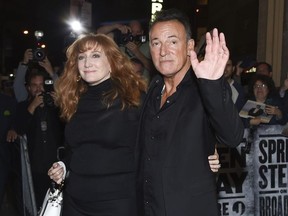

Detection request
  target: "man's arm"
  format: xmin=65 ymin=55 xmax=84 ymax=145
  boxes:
xmin=279 ymin=78 xmax=288 ymax=98
xmin=96 ymin=23 xmax=130 ymax=39
xmin=38 ymin=57 xmax=59 ymax=82
xmin=126 ymin=42 xmax=152 ymax=72
xmin=13 ymin=49 xmax=34 ymax=102
xmin=13 ymin=64 xmax=28 ymax=102
xmin=198 ymin=77 xmax=244 ymax=147
xmin=190 ymin=28 xmax=244 ymax=147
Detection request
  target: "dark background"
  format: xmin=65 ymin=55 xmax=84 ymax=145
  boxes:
xmin=0 ymin=0 xmax=258 ymax=75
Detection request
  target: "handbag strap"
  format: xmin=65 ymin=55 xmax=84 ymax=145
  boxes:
xmin=51 ymin=180 xmax=64 ymax=193
xmin=58 ymin=181 xmax=64 ymax=192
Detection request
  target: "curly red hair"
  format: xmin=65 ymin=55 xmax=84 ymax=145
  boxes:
xmin=56 ymin=33 xmax=147 ymax=122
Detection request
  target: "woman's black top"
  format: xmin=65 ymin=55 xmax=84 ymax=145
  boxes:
xmin=65 ymin=79 xmax=142 ymax=201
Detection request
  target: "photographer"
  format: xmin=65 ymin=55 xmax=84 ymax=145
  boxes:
xmin=97 ymin=20 xmax=154 ymax=82
xmin=13 ymin=48 xmax=58 ymax=102
xmin=13 ymin=70 xmax=64 ymax=211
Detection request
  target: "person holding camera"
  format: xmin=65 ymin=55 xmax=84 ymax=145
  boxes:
xmin=13 ymin=69 xmax=65 ymax=210
xmin=97 ymin=20 xmax=154 ymax=82
xmin=13 ymin=48 xmax=59 ymax=102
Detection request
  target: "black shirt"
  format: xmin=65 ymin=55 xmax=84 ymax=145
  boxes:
xmin=139 ymin=68 xmax=244 ymax=216
xmin=65 ymin=79 xmax=143 ymax=201
xmin=142 ymin=77 xmax=184 ymax=216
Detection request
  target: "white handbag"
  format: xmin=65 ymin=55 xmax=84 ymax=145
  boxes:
xmin=38 ymin=182 xmax=64 ymax=216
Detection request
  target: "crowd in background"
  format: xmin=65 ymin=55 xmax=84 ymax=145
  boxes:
xmin=0 ymin=12 xmax=288 ymax=216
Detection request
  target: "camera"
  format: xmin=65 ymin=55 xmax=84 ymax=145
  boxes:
xmin=32 ymin=48 xmax=46 ymax=62
xmin=41 ymin=79 xmax=54 ymax=107
xmin=121 ymin=32 xmax=147 ymax=45
xmin=116 ymin=31 xmax=147 ymax=46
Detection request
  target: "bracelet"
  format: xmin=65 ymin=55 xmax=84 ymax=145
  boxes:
xmin=21 ymin=62 xmax=28 ymax=66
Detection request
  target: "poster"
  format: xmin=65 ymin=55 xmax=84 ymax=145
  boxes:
xmin=217 ymin=125 xmax=288 ymax=215
xmin=239 ymin=100 xmax=272 ymax=123
xmin=217 ymin=129 xmax=255 ymax=216
xmin=254 ymin=125 xmax=288 ymax=216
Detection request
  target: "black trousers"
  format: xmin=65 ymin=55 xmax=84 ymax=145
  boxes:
xmin=32 ymin=172 xmax=51 ymax=210
xmin=62 ymin=191 xmax=138 ymax=216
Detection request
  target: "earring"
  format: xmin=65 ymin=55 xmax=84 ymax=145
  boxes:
xmin=76 ymin=75 xmax=81 ymax=82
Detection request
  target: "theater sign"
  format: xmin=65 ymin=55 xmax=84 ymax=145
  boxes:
xmin=151 ymin=0 xmax=163 ymax=21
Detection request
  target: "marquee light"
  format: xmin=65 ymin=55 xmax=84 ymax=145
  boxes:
xmin=151 ymin=0 xmax=163 ymax=21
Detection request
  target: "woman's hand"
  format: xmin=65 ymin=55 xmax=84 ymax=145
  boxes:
xmin=265 ymin=105 xmax=282 ymax=119
xmin=208 ymin=149 xmax=221 ymax=172
xmin=249 ymin=117 xmax=262 ymax=126
xmin=48 ymin=162 xmax=65 ymax=184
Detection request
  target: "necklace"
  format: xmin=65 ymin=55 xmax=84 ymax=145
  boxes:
xmin=161 ymin=84 xmax=166 ymax=97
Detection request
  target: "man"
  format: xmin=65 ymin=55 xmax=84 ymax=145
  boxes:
xmin=224 ymin=58 xmax=246 ymax=111
xmin=138 ymin=9 xmax=244 ymax=216
xmin=13 ymin=48 xmax=58 ymax=102
xmin=97 ymin=20 xmax=153 ymax=82
xmin=14 ymin=70 xmax=64 ymax=209
xmin=256 ymin=61 xmax=273 ymax=77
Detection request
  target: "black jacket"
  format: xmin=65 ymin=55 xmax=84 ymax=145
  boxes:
xmin=138 ymin=69 xmax=244 ymax=216
xmin=15 ymin=100 xmax=64 ymax=173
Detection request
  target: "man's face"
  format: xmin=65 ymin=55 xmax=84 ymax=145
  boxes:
xmin=129 ymin=21 xmax=143 ymax=36
xmin=149 ymin=20 xmax=194 ymax=78
xmin=27 ymin=75 xmax=44 ymax=97
xmin=224 ymin=59 xmax=234 ymax=79
xmin=256 ymin=64 xmax=272 ymax=77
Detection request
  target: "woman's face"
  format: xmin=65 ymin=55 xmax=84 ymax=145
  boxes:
xmin=253 ymin=80 xmax=269 ymax=102
xmin=77 ymin=46 xmax=111 ymax=86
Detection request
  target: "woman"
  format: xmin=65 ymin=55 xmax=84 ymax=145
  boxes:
xmin=246 ymin=74 xmax=287 ymax=127
xmin=48 ymin=34 xmax=220 ymax=215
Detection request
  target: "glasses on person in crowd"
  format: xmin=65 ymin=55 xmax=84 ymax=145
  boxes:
xmin=253 ymin=83 xmax=267 ymax=89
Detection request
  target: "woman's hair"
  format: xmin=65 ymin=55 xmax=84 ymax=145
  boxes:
xmin=56 ymin=33 xmax=147 ymax=122
xmin=248 ymin=74 xmax=275 ymax=99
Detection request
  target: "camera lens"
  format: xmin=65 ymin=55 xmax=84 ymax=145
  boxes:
xmin=121 ymin=34 xmax=129 ymax=44
xmin=33 ymin=48 xmax=46 ymax=61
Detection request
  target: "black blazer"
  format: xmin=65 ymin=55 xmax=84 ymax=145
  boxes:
xmin=138 ymin=70 xmax=244 ymax=216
